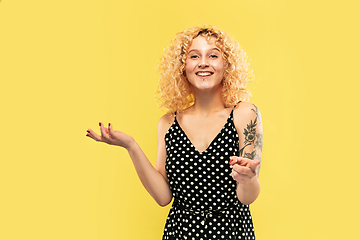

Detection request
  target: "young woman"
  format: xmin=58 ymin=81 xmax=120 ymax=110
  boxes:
xmin=86 ymin=26 xmax=263 ymax=240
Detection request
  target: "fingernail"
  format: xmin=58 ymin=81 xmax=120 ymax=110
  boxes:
xmin=87 ymin=129 xmax=90 ymax=133
xmin=99 ymin=122 xmax=101 ymax=127
xmin=108 ymin=123 xmax=111 ymax=128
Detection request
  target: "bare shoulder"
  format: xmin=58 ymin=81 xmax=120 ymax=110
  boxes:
xmin=233 ymin=102 xmax=261 ymax=125
xmin=157 ymin=113 xmax=175 ymax=138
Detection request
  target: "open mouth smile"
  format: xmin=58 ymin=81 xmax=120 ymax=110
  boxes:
xmin=196 ymin=71 xmax=214 ymax=77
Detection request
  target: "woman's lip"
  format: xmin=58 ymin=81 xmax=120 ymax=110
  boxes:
xmin=197 ymin=74 xmax=212 ymax=79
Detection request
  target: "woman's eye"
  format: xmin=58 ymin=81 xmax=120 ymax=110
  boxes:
xmin=190 ymin=55 xmax=199 ymax=59
xmin=210 ymin=54 xmax=218 ymax=58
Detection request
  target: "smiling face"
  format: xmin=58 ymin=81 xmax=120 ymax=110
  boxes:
xmin=185 ymin=36 xmax=225 ymax=92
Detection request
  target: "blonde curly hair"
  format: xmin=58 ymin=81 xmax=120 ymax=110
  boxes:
xmin=156 ymin=26 xmax=254 ymax=113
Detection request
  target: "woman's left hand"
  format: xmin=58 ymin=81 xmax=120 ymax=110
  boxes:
xmin=229 ymin=157 xmax=260 ymax=184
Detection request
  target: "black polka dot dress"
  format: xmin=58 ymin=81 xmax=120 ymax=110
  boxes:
xmin=163 ymin=109 xmax=255 ymax=240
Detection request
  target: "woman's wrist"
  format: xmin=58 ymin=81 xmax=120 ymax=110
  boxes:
xmin=238 ymin=175 xmax=259 ymax=189
xmin=125 ymin=136 xmax=137 ymax=151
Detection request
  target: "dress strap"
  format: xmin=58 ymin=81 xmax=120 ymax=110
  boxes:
xmin=233 ymin=101 xmax=242 ymax=109
xmin=231 ymin=101 xmax=241 ymax=115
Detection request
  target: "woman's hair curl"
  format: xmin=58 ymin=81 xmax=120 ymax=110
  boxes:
xmin=156 ymin=26 xmax=254 ymax=113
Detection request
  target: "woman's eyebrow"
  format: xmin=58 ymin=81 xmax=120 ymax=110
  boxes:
xmin=188 ymin=48 xmax=221 ymax=53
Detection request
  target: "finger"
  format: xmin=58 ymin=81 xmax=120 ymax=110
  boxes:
xmin=86 ymin=128 xmax=103 ymax=141
xmin=235 ymin=157 xmax=251 ymax=167
xmin=231 ymin=169 xmax=251 ymax=183
xmin=86 ymin=128 xmax=97 ymax=139
xmin=232 ymin=164 xmax=247 ymax=174
xmin=86 ymin=131 xmax=92 ymax=138
xmin=229 ymin=156 xmax=238 ymax=165
xmin=249 ymin=160 xmax=260 ymax=172
xmin=99 ymin=122 xmax=111 ymax=142
xmin=232 ymin=164 xmax=256 ymax=179
xmin=108 ymin=123 xmax=115 ymax=138
xmin=230 ymin=156 xmax=249 ymax=166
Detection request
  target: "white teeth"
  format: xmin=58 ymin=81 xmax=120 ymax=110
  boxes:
xmin=197 ymin=72 xmax=211 ymax=76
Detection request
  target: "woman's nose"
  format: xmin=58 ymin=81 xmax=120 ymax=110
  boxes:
xmin=198 ymin=58 xmax=209 ymax=68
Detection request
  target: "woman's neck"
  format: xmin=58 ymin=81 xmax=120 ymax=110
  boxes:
xmin=190 ymin=88 xmax=225 ymax=116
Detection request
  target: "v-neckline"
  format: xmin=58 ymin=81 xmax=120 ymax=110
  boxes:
xmin=174 ymin=110 xmax=233 ymax=154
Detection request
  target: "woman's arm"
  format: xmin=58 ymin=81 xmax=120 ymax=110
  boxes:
xmin=86 ymin=117 xmax=173 ymax=207
xmin=231 ymin=102 xmax=263 ymax=205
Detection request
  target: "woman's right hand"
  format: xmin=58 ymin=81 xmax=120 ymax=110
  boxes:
xmin=86 ymin=122 xmax=134 ymax=149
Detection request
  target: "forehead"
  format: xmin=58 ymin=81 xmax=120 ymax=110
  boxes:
xmin=188 ymin=36 xmax=218 ymax=51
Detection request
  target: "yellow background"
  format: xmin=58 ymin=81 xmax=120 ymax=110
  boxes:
xmin=1 ymin=0 xmax=359 ymax=239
